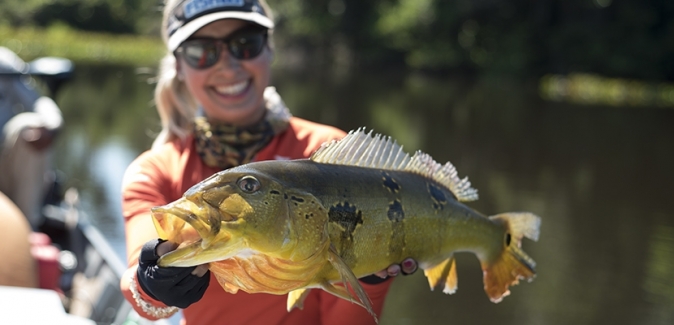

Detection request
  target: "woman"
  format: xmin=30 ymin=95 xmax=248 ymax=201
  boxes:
xmin=119 ymin=0 xmax=417 ymax=324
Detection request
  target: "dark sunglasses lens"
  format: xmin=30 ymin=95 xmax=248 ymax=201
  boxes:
xmin=181 ymin=40 xmax=220 ymax=69
xmin=228 ymin=33 xmax=266 ymax=60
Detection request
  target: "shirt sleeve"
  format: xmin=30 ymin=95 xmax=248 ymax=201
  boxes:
xmin=119 ymin=151 xmax=175 ymax=320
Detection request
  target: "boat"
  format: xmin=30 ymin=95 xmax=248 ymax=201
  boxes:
xmin=35 ymin=187 xmax=172 ymax=325
xmin=0 ymin=48 xmax=172 ymax=325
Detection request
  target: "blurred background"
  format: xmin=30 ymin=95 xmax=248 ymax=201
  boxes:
xmin=1 ymin=0 xmax=673 ymax=324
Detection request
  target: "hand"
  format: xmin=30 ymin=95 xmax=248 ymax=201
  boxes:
xmin=136 ymin=239 xmax=210 ymax=308
xmin=360 ymin=258 xmax=418 ymax=284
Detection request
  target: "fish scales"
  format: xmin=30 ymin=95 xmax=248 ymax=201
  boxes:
xmin=151 ymin=128 xmax=541 ymax=320
xmin=244 ymin=160 xmax=497 ymax=274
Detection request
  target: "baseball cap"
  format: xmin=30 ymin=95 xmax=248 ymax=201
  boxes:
xmin=166 ymin=0 xmax=274 ymax=52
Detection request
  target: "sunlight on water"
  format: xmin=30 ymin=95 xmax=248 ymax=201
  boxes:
xmin=643 ymin=222 xmax=674 ymax=325
xmin=540 ymin=73 xmax=674 ymax=108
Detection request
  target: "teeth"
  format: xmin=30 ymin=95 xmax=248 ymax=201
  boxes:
xmin=215 ymin=81 xmax=248 ymax=95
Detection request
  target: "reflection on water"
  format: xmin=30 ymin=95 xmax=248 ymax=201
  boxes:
xmin=540 ymin=73 xmax=674 ymax=108
xmin=643 ymin=223 xmax=674 ymax=324
xmin=52 ymin=64 xmax=674 ymax=325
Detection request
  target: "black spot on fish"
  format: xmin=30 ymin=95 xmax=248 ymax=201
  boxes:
xmin=290 ymin=196 xmax=305 ymax=203
xmin=428 ymin=183 xmax=447 ymax=210
xmin=388 ymin=200 xmax=405 ymax=222
xmin=505 ymin=233 xmax=512 ymax=246
xmin=382 ymin=172 xmax=400 ymax=193
xmin=270 ymin=190 xmax=281 ymax=195
xmin=284 ymin=193 xmax=288 ymax=199
xmin=328 ymin=202 xmax=363 ymax=264
xmin=328 ymin=202 xmax=363 ymax=241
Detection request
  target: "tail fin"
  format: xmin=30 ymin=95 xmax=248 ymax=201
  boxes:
xmin=483 ymin=212 xmax=540 ymax=303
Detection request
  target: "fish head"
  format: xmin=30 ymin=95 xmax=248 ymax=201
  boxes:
xmin=152 ymin=165 xmax=322 ymax=267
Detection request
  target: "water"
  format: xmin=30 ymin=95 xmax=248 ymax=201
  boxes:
xmin=51 ymin=64 xmax=674 ymax=325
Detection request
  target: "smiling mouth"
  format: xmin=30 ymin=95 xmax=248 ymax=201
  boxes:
xmin=214 ymin=80 xmax=250 ymax=96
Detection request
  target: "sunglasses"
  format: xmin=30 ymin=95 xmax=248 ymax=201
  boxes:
xmin=175 ymin=26 xmax=268 ymax=69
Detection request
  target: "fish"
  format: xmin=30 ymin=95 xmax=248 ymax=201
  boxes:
xmin=151 ymin=128 xmax=541 ymax=319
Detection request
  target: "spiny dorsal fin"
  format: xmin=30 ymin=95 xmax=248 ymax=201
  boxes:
xmin=311 ymin=128 xmax=478 ymax=202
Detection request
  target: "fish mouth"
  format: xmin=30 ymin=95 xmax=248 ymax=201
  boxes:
xmin=151 ymin=196 xmax=238 ymax=267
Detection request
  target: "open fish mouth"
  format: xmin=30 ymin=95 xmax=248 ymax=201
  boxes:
xmin=151 ymin=197 xmax=237 ymax=267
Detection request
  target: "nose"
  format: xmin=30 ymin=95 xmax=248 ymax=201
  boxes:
xmin=213 ymin=44 xmax=241 ymax=70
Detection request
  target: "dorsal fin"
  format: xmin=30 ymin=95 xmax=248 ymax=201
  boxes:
xmin=311 ymin=128 xmax=478 ymax=202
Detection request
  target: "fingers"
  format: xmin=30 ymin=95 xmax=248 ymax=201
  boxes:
xmin=386 ymin=264 xmax=401 ymax=277
xmin=191 ymin=264 xmax=209 ymax=277
xmin=373 ymin=269 xmax=388 ymax=279
xmin=139 ymin=239 xmax=166 ymax=263
xmin=156 ymin=240 xmax=179 ymax=256
xmin=400 ymin=258 xmax=418 ymax=275
xmin=155 ymin=240 xmax=209 ymax=277
xmin=384 ymin=258 xmax=418 ymax=277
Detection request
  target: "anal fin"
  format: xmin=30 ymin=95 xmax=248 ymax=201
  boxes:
xmin=424 ymin=256 xmax=458 ymax=294
xmin=287 ymin=288 xmax=311 ymax=311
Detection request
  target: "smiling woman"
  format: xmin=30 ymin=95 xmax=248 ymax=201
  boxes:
xmin=175 ymin=20 xmax=272 ymax=125
xmin=118 ymin=0 xmax=417 ymax=324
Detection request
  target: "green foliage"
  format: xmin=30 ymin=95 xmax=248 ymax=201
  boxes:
xmin=0 ymin=24 xmax=165 ymax=65
xmin=1 ymin=0 xmax=673 ymax=79
xmin=0 ymin=0 xmax=162 ymax=35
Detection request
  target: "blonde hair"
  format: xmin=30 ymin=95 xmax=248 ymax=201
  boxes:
xmin=152 ymin=0 xmax=275 ymax=150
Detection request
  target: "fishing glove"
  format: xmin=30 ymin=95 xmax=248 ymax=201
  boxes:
xmin=136 ymin=239 xmax=210 ymax=309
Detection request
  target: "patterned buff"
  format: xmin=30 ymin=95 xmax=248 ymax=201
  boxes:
xmin=193 ymin=87 xmax=292 ymax=169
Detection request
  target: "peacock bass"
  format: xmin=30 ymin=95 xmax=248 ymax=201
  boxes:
xmin=151 ymin=128 xmax=541 ymax=319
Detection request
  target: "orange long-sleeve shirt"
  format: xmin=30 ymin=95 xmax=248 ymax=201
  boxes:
xmin=120 ymin=117 xmax=393 ymax=325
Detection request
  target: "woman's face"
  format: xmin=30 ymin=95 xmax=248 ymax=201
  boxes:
xmin=177 ymin=19 xmax=272 ymax=126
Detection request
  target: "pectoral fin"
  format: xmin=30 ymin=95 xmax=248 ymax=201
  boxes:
xmin=326 ymin=245 xmax=376 ymax=320
xmin=424 ymin=256 xmax=458 ymax=294
xmin=287 ymin=288 xmax=311 ymax=311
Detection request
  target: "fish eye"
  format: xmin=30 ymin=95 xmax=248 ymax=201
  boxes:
xmin=237 ymin=176 xmax=261 ymax=193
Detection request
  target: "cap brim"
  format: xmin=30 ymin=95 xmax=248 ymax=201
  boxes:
xmin=168 ymin=12 xmax=274 ymax=52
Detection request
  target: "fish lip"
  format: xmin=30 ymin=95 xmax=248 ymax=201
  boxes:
xmin=151 ymin=195 xmax=239 ymax=253
xmin=151 ymin=198 xmax=215 ymax=244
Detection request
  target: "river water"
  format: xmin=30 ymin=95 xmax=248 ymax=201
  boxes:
xmin=51 ymin=64 xmax=674 ymax=325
